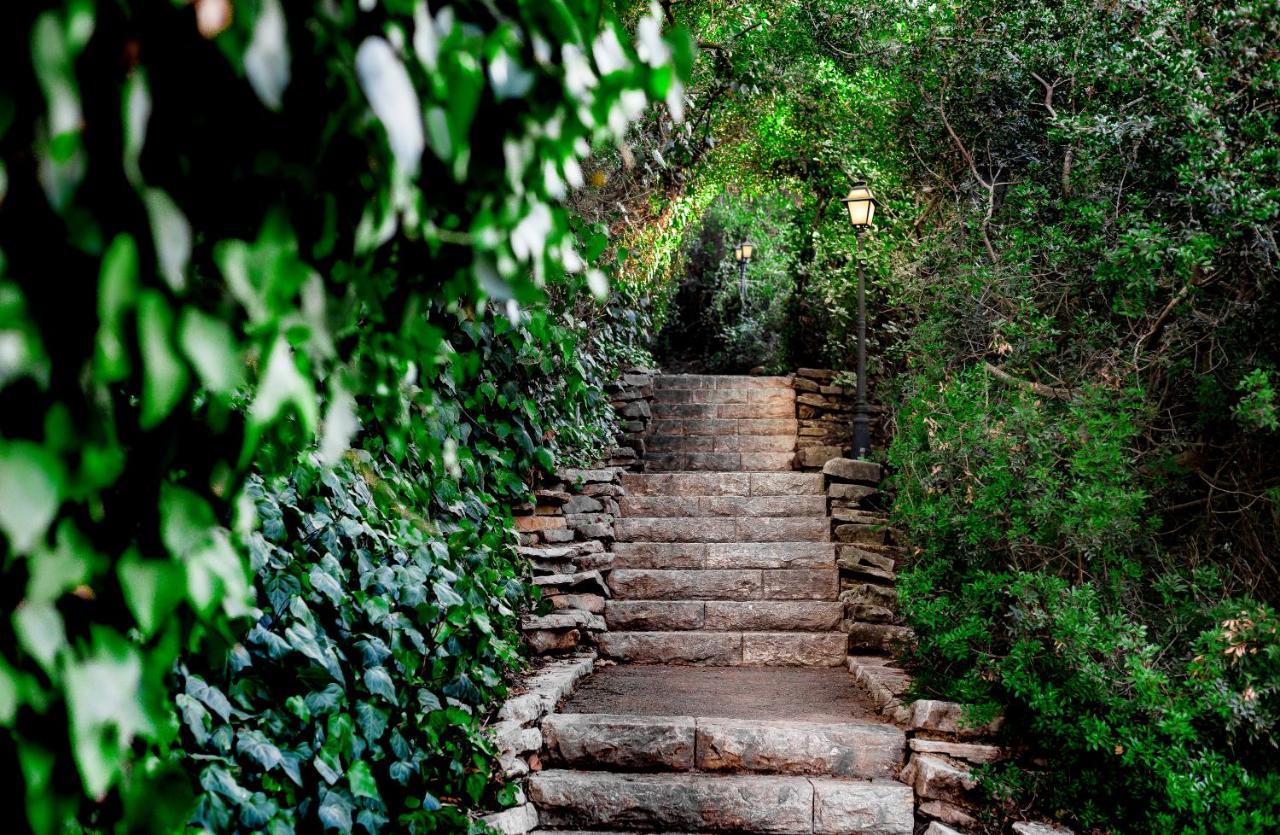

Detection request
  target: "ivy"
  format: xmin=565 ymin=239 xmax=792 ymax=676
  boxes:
xmin=0 ymin=0 xmax=685 ymax=831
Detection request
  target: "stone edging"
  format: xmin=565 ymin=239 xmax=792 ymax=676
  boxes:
xmin=480 ymin=652 xmax=596 ymax=833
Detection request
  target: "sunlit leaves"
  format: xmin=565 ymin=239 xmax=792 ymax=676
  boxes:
xmin=244 ymin=0 xmax=290 ymax=111
xmin=0 ymin=440 xmax=62 ymax=554
xmin=137 ymin=291 xmax=189 ymax=428
xmin=356 ymin=38 xmax=424 ymax=176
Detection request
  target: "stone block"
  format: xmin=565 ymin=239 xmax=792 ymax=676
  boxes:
xmin=543 ymin=713 xmax=695 ymax=771
xmin=847 ymin=622 xmax=913 ymax=652
xmin=605 ymin=600 xmax=705 ymax=631
xmin=739 ymin=516 xmax=830 ymax=542
xmin=704 ymin=601 xmax=843 ymax=631
xmin=795 ymin=445 xmax=844 ymax=468
xmin=597 ymin=631 xmax=742 ymax=665
xmin=902 ymin=753 xmax=977 ymax=807
xmin=811 ymin=778 xmax=915 ymax=835
xmin=529 ymin=771 xmax=814 ymax=833
xmin=762 ymin=569 xmax=839 ymax=600
xmin=909 ymin=699 xmax=1004 ymax=737
xmin=1012 ymin=822 xmax=1075 ymax=835
xmin=525 ymin=628 xmax=581 ymax=654
xmin=609 ymin=569 xmax=761 ymax=600
xmin=822 ymin=458 xmax=883 ymax=483
xmin=919 ymin=800 xmax=980 ymax=830
xmin=706 ymin=542 xmax=835 ymax=570
xmin=516 ymin=515 xmax=567 ymax=532
xmin=563 ymin=495 xmax=603 ymax=514
xmin=748 ymin=472 xmax=825 ymax=495
xmin=741 ymin=632 xmax=846 ymax=666
xmin=835 ymin=522 xmax=888 ymax=546
xmin=611 ymin=542 xmax=707 ymax=569
xmin=696 ymin=718 xmax=904 ymax=778
xmin=910 ymin=738 xmax=1008 ymax=764
xmin=614 ymin=517 xmax=737 ymax=543
xmin=481 ymin=803 xmax=539 ymax=835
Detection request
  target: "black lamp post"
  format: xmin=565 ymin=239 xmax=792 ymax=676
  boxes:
xmin=839 ymin=182 xmax=877 ymax=458
xmin=733 ymin=240 xmax=754 ymax=303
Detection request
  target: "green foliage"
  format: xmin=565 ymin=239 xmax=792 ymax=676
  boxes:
xmin=182 ymin=454 xmax=523 ymax=833
xmin=0 ymin=0 xmax=685 ymax=831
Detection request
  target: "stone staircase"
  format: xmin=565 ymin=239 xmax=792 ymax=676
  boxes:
xmin=527 ymin=374 xmax=914 ymax=833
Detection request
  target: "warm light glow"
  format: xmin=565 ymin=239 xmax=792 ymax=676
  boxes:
xmin=842 ymin=182 xmax=877 ymax=228
xmin=741 ymin=241 xmax=754 ymax=259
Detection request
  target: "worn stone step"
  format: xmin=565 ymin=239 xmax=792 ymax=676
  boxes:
xmin=651 ymin=400 xmax=797 ymax=420
xmin=652 ymin=387 xmax=796 ymax=406
xmin=612 ymin=542 xmax=835 ymax=570
xmin=617 ymin=495 xmax=826 ymax=518
xmin=621 ymin=472 xmax=824 ymax=497
xmin=643 ymin=451 xmax=797 ymax=471
xmin=654 ymin=374 xmax=793 ymax=390
xmin=529 ymin=769 xmax=914 ymax=833
xmin=604 ymin=600 xmax=844 ymax=632
xmin=647 ymin=433 xmax=797 ymax=453
xmin=650 ymin=418 xmax=799 ymax=436
xmin=615 ymin=516 xmax=829 ymax=543
xmin=542 ymin=713 xmax=904 ymax=779
xmin=598 ymin=631 xmax=847 ymax=666
xmin=609 ymin=569 xmax=837 ymax=601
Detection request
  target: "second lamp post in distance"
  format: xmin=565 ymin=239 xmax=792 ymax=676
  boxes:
xmin=734 ymin=240 xmax=754 ymax=304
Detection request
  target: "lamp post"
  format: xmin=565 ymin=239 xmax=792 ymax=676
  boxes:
xmin=734 ymin=240 xmax=754 ymax=303
xmin=839 ymin=182 xmax=877 ymax=458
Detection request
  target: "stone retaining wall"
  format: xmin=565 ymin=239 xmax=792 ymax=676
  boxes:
xmin=791 ymin=367 xmax=889 ymax=470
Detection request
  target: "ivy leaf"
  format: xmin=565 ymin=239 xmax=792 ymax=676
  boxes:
xmin=347 ymin=760 xmax=379 ymax=800
xmin=136 ymin=291 xmax=189 ymax=428
xmin=355 ymin=701 xmax=388 ymax=743
xmin=356 ymin=38 xmax=424 ymax=176
xmin=179 ymin=307 xmax=242 ymax=395
xmin=244 ymin=0 xmax=290 ymax=110
xmin=13 ymin=602 xmax=66 ymax=675
xmin=185 ymin=674 xmax=233 ymax=722
xmin=317 ymin=789 xmax=353 ymax=834
xmin=236 ymin=729 xmax=283 ymax=772
xmin=363 ymin=667 xmax=396 ymax=704
xmin=309 ymin=567 xmax=344 ymax=605
xmin=175 ymin=694 xmax=210 ymax=745
xmin=143 ymin=190 xmax=191 ymax=293
xmin=0 ymin=440 xmax=63 ymax=555
xmin=117 ymin=551 xmax=185 ymax=637
xmin=94 ymin=233 xmax=139 ymax=382
xmin=313 ymin=749 xmax=341 ymax=786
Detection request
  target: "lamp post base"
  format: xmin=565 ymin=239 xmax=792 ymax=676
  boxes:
xmin=852 ymin=408 xmax=871 ymax=460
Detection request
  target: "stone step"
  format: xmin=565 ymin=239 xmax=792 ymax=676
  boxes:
xmin=609 ymin=569 xmax=838 ymax=601
xmin=542 ymin=713 xmax=904 ymax=779
xmin=621 ymin=472 xmax=824 ymax=497
xmin=651 ymin=387 xmax=796 ymax=406
xmin=615 ymin=516 xmax=829 ymax=543
xmin=529 ymin=770 xmax=914 ymax=833
xmin=613 ymin=542 xmax=836 ymax=571
xmin=606 ymin=600 xmax=845 ymax=632
xmin=643 ymin=451 xmax=797 ymax=471
xmin=654 ymin=374 xmax=793 ymax=390
xmin=650 ymin=418 xmax=799 ymax=436
xmin=651 ymin=400 xmax=796 ymax=419
xmin=617 ymin=495 xmax=826 ymax=518
xmin=597 ymin=631 xmax=847 ymax=666
xmin=647 ymin=433 xmax=797 ymax=453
